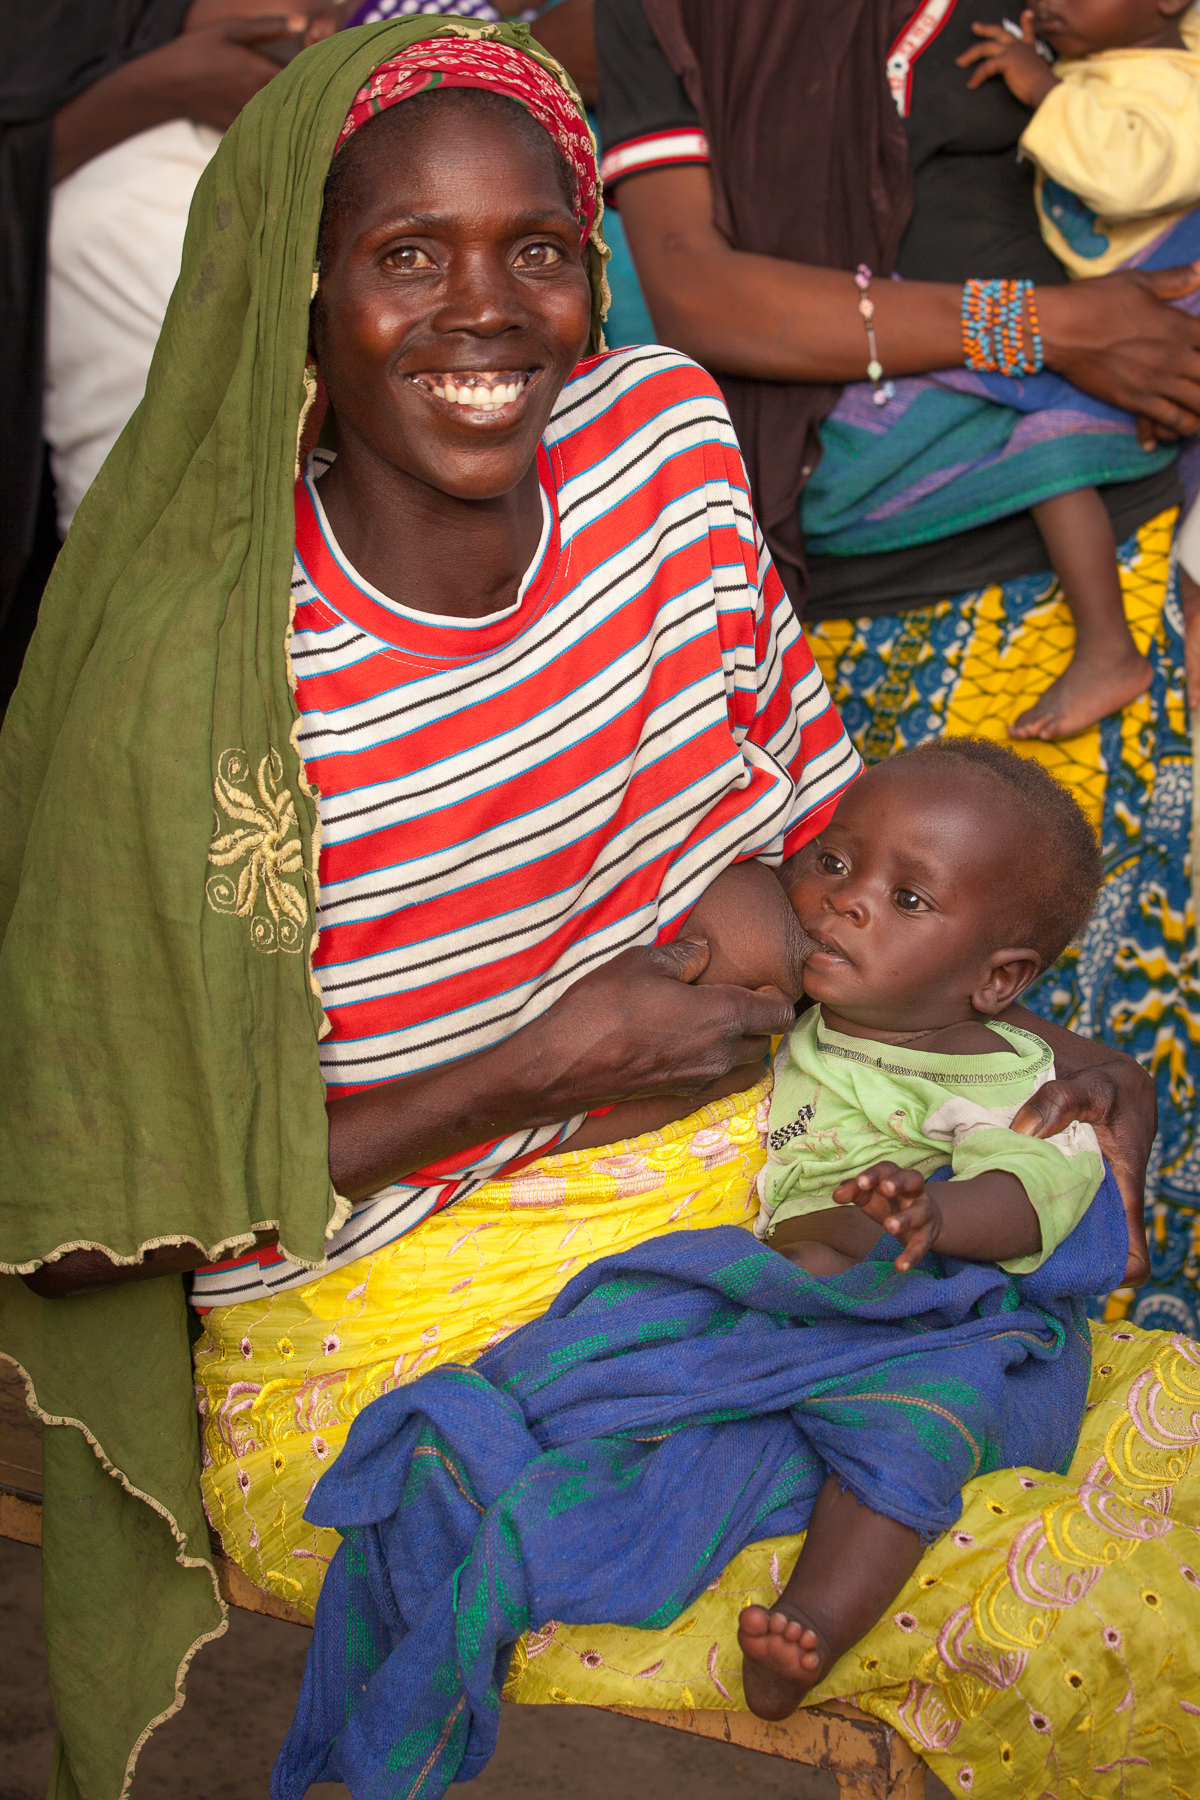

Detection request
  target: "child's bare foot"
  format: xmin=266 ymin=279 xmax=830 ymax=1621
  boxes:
xmin=738 ymin=1602 xmax=831 ymax=1720
xmin=1008 ymin=647 xmax=1151 ymax=740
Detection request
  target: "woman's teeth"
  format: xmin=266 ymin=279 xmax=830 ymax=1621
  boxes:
xmin=421 ymin=373 xmax=528 ymax=411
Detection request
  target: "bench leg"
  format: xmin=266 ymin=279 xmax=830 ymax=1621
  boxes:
xmin=835 ymin=1731 xmax=926 ymax=1799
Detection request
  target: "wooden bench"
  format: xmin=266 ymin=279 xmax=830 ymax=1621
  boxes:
xmin=0 ymin=1362 xmax=928 ymax=1798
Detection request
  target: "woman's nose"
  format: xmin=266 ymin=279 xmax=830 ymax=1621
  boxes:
xmin=432 ymin=250 xmax=528 ymax=339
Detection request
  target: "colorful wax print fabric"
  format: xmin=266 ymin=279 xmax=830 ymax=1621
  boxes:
xmin=806 ymin=507 xmax=1200 ymax=1336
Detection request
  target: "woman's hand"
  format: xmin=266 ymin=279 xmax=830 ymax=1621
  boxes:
xmin=529 ymin=938 xmax=795 ymax=1108
xmin=1038 ymin=265 xmax=1200 ymax=443
xmin=53 ymin=14 xmax=306 ymax=183
xmin=1006 ymin=1008 xmax=1155 ymax=1285
xmin=326 ymin=938 xmax=794 ymax=1201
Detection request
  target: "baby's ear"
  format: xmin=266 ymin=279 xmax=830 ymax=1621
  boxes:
xmin=971 ymin=948 xmax=1042 ymax=1015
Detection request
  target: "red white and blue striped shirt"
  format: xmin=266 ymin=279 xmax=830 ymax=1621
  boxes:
xmin=191 ymin=347 xmax=857 ymax=1306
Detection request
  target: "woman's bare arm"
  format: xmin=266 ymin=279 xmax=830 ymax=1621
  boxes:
xmin=22 ymin=941 xmax=793 ymax=1297
xmin=52 ymin=15 xmax=304 ymax=184
xmin=615 ymin=164 xmax=1200 ymax=437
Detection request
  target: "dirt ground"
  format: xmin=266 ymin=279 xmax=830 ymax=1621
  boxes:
xmin=1 ymin=1538 xmax=953 ymax=1800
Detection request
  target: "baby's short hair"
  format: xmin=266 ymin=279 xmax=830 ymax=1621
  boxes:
xmin=891 ymin=737 xmax=1103 ymax=970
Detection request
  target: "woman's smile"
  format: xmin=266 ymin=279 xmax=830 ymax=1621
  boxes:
xmin=409 ymin=366 xmax=535 ymax=418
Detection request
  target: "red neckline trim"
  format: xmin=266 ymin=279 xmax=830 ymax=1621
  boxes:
xmin=293 ymin=443 xmax=560 ymax=664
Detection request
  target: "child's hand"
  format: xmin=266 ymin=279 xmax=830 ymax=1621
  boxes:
xmin=956 ymin=11 xmax=1059 ymax=108
xmin=831 ymin=1162 xmax=942 ymax=1272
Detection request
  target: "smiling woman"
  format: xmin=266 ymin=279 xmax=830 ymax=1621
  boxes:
xmin=0 ymin=20 xmax=857 ymax=1793
xmin=0 ymin=18 xmax=1176 ymax=1800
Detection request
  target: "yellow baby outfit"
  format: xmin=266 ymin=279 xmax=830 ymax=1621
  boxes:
xmin=1021 ymin=45 xmax=1200 ymax=277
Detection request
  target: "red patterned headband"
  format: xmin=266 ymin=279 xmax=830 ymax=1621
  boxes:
xmin=335 ymin=38 xmax=598 ymax=247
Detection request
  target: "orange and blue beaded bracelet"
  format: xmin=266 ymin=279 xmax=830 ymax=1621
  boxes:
xmin=962 ymin=277 xmax=1044 ymax=377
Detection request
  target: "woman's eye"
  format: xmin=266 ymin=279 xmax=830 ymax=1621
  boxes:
xmin=817 ymin=851 xmax=848 ymax=876
xmin=515 ymin=242 xmax=564 ymax=270
xmin=385 ymin=246 xmax=437 ymax=272
xmin=894 ymin=889 xmax=928 ymax=913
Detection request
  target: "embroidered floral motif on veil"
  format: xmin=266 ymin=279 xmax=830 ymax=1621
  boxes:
xmin=206 ymin=748 xmax=307 ymax=953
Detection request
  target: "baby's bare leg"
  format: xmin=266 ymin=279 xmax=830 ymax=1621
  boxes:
xmin=775 ymin=1240 xmax=859 ymax=1277
xmin=1009 ymin=488 xmax=1151 ymax=741
xmin=738 ymin=1474 xmax=923 ymax=1720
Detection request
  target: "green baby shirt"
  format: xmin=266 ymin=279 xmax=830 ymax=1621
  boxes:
xmin=759 ymin=1009 xmax=1104 ymax=1274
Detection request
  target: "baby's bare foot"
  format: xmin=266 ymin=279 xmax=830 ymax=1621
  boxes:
xmin=738 ymin=1602 xmax=830 ymax=1720
xmin=1008 ymin=647 xmax=1151 ymax=741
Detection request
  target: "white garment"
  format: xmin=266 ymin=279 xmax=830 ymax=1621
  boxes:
xmin=44 ymin=119 xmax=220 ymax=535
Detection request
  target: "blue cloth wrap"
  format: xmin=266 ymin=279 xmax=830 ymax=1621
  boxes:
xmin=272 ymin=1167 xmax=1127 ymax=1800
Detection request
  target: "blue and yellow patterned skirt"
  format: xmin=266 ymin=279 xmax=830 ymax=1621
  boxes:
xmin=806 ymin=507 xmax=1200 ymax=1333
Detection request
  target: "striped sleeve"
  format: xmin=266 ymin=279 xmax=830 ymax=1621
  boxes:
xmin=750 ymin=552 xmax=861 ymax=857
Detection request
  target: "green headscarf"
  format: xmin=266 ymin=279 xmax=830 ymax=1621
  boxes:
xmin=0 ymin=21 xmax=606 ymax=1797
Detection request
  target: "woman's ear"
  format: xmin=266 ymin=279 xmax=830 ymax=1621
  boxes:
xmin=971 ymin=948 xmax=1042 ymax=1015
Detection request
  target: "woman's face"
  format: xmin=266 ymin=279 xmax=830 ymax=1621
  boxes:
xmin=311 ymin=100 xmax=593 ymax=503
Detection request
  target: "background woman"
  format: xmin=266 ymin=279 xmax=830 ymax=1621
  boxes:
xmin=597 ymin=0 xmax=1200 ymax=1339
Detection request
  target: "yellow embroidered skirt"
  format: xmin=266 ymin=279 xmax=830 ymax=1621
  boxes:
xmin=196 ymin=1077 xmax=771 ymax=1611
xmin=197 ymin=1070 xmax=1200 ymax=1798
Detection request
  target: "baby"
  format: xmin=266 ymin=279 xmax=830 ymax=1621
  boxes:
xmin=957 ymin=0 xmax=1200 ymax=739
xmin=732 ymin=737 xmax=1107 ymax=1720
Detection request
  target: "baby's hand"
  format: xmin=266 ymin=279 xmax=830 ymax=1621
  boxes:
xmin=956 ymin=11 xmax=1058 ymax=108
xmin=831 ymin=1162 xmax=942 ymax=1273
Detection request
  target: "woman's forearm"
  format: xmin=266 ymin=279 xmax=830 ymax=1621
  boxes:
xmin=326 ymin=1029 xmax=580 ymax=1200
xmin=1002 ymin=1003 xmax=1128 ymax=1076
xmin=54 ymin=59 xmax=185 ymax=182
xmin=328 ymin=936 xmax=792 ymax=1196
xmin=615 ymin=163 xmax=1200 ymax=434
xmin=615 ymin=166 xmax=962 ymax=383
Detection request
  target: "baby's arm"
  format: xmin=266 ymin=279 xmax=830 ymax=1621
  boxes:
xmin=830 ymin=1163 xmax=1040 ymax=1273
xmin=676 ymin=858 xmax=811 ymax=999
